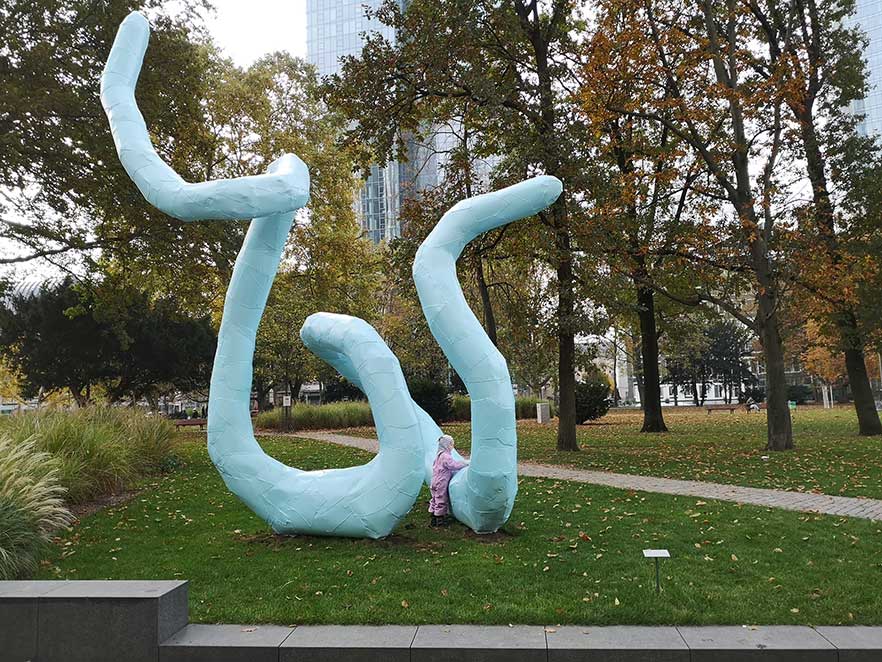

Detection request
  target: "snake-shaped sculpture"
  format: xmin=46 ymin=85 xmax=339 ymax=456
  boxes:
xmin=101 ymin=12 xmax=562 ymax=537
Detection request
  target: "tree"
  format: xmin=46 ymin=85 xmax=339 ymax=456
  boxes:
xmin=0 ymin=279 xmax=114 ymax=405
xmin=742 ymin=0 xmax=882 ymax=435
xmin=705 ymin=320 xmax=757 ymax=404
xmin=0 ymin=0 xmax=215 ymax=274
xmin=84 ymin=278 xmax=216 ymax=406
xmin=0 ymin=277 xmax=214 ymax=406
xmin=329 ymin=0 xmax=598 ymax=451
xmin=662 ymin=315 xmax=756 ymax=406
xmin=580 ymin=72 xmax=702 ymax=431
xmin=586 ymin=0 xmax=800 ymax=449
xmin=798 ymin=319 xmax=880 ymax=406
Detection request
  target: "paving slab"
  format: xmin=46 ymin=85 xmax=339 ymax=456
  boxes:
xmin=161 ymin=623 xmax=294 ymax=662
xmin=815 ymin=626 xmax=882 ymax=662
xmin=280 ymin=624 xmax=417 ymax=662
xmin=546 ymin=625 xmax=689 ymax=662
xmin=678 ymin=625 xmax=837 ymax=662
xmin=411 ymin=624 xmax=547 ymax=662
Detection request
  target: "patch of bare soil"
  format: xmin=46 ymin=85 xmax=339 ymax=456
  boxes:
xmin=70 ymin=488 xmax=142 ymax=520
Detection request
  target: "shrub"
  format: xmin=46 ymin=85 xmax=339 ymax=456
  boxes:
xmin=408 ymin=378 xmax=453 ymax=422
xmin=0 ymin=408 xmax=175 ymax=503
xmin=451 ymin=395 xmax=471 ymax=421
xmin=574 ymin=377 xmax=611 ymax=423
xmin=0 ymin=435 xmax=73 ymax=579
xmin=449 ymin=395 xmax=555 ymax=421
xmin=254 ymin=401 xmax=374 ymax=431
xmin=515 ymin=396 xmax=556 ymax=420
xmin=787 ymin=384 xmax=814 ymax=405
xmin=322 ymin=376 xmax=365 ymax=403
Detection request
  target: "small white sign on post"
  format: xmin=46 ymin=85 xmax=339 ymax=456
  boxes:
xmin=642 ymin=549 xmax=671 ymax=559
xmin=643 ymin=549 xmax=670 ymax=593
xmin=282 ymin=395 xmax=292 ymax=407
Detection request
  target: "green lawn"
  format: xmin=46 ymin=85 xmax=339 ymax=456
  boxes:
xmin=342 ymin=407 xmax=882 ymax=499
xmin=38 ymin=433 xmax=882 ymax=625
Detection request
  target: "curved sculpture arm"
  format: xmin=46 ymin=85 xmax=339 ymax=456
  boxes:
xmin=100 ymin=12 xmax=309 ymax=220
xmin=209 ymin=208 xmax=425 ymax=538
xmin=102 ymin=12 xmax=425 ymax=539
xmin=413 ymin=176 xmax=563 ymax=533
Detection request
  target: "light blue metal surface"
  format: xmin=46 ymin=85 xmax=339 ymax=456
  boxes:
xmin=101 ymin=12 xmax=562 ymax=537
xmin=413 ymin=177 xmax=562 ymax=532
xmin=101 ymin=12 xmax=424 ymax=538
xmin=101 ymin=13 xmax=306 ymax=221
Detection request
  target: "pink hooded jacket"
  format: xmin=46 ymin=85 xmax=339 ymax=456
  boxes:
xmin=428 ymin=435 xmax=468 ymax=516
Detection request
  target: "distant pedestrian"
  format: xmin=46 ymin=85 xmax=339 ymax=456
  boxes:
xmin=429 ymin=434 xmax=468 ymax=526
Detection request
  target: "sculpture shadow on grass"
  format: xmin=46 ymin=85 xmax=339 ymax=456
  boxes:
xmin=101 ymin=11 xmax=562 ymax=538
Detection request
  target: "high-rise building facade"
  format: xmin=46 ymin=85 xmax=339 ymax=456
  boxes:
xmin=851 ymin=0 xmax=882 ymax=136
xmin=306 ymin=1 xmax=406 ymax=242
xmin=306 ymin=1 xmax=492 ymax=241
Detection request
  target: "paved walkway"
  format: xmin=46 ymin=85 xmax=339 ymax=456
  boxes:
xmin=294 ymin=431 xmax=882 ymax=521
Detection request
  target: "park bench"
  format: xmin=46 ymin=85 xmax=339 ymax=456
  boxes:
xmin=706 ymin=404 xmax=738 ymax=414
xmin=174 ymin=418 xmax=207 ymax=430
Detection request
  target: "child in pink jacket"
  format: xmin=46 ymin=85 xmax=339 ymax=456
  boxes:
xmin=429 ymin=434 xmax=468 ymax=526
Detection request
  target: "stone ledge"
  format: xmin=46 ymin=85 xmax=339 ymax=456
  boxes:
xmin=0 ymin=579 xmax=188 ymax=662
xmin=3 ymin=583 xmax=882 ymax=662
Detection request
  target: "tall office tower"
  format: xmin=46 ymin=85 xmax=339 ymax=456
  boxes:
xmin=851 ymin=0 xmax=882 ymax=136
xmin=306 ymin=1 xmax=407 ymax=242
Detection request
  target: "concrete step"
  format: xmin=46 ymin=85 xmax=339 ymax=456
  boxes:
xmin=3 ymin=581 xmax=882 ymax=661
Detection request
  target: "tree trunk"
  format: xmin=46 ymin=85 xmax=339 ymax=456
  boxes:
xmin=610 ymin=327 xmax=620 ymax=406
xmin=556 ymin=240 xmax=579 ymax=451
xmin=757 ymin=298 xmax=793 ymax=450
xmin=290 ymin=378 xmax=303 ymax=404
xmin=635 ymin=285 xmax=668 ymax=432
xmin=474 ymin=256 xmax=498 ymax=346
xmin=69 ymin=386 xmax=88 ymax=408
xmin=844 ymin=342 xmax=882 ymax=435
xmin=691 ymin=381 xmax=699 ymax=408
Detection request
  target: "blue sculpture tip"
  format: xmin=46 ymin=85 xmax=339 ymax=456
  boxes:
xmin=122 ymin=11 xmax=149 ymax=27
xmin=534 ymin=175 xmax=563 ymax=207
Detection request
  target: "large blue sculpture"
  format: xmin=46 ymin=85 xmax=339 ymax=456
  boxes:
xmin=102 ymin=12 xmax=562 ymax=537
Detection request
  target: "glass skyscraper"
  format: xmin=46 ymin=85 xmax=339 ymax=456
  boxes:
xmin=306 ymin=1 xmax=406 ymax=242
xmin=306 ymin=1 xmax=491 ymax=241
xmin=852 ymin=0 xmax=882 ymax=136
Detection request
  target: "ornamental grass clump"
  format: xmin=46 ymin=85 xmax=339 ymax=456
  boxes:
xmin=254 ymin=401 xmax=374 ymax=431
xmin=0 ymin=407 xmax=175 ymax=502
xmin=0 ymin=435 xmax=73 ymax=579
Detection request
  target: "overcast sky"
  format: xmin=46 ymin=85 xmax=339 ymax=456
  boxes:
xmin=204 ymin=0 xmax=307 ymax=66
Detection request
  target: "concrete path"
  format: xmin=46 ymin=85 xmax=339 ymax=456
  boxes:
xmin=294 ymin=431 xmax=882 ymax=521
